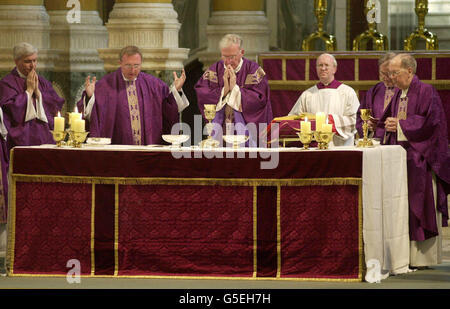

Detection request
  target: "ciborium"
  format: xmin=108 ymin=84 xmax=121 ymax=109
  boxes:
xmin=51 ymin=130 xmax=67 ymax=147
xmin=357 ymin=109 xmax=374 ymax=147
xmin=314 ymin=131 xmax=334 ymax=149
xmin=199 ymin=104 xmax=220 ymax=148
xmin=68 ymin=130 xmax=89 ymax=148
xmin=297 ymin=132 xmax=314 ymax=150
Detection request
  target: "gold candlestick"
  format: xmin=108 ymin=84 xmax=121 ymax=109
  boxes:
xmin=51 ymin=130 xmax=67 ymax=147
xmin=357 ymin=109 xmax=374 ymax=147
xmin=404 ymin=0 xmax=438 ymax=50
xmin=353 ymin=0 xmax=388 ymax=51
xmin=199 ymin=104 xmax=220 ymax=148
xmin=68 ymin=130 xmax=89 ymax=148
xmin=298 ymin=132 xmax=313 ymax=150
xmin=314 ymin=131 xmax=334 ymax=149
xmin=302 ymin=0 xmax=336 ymax=51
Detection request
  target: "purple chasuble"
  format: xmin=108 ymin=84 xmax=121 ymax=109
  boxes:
xmin=357 ymin=82 xmax=399 ymax=139
xmin=384 ymin=75 xmax=450 ymax=241
xmin=88 ymin=69 xmax=179 ymax=145
xmin=194 ymin=58 xmax=273 ymax=146
xmin=0 ymin=68 xmax=64 ymax=153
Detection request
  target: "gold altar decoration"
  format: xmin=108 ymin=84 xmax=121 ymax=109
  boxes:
xmin=357 ymin=109 xmax=374 ymax=147
xmin=314 ymin=131 xmax=334 ymax=150
xmin=68 ymin=130 xmax=89 ymax=148
xmin=404 ymin=0 xmax=438 ymax=51
xmin=353 ymin=0 xmax=388 ymax=51
xmin=199 ymin=104 xmax=220 ymax=148
xmin=297 ymin=132 xmax=314 ymax=150
xmin=302 ymin=0 xmax=337 ymax=51
xmin=51 ymin=130 xmax=67 ymax=147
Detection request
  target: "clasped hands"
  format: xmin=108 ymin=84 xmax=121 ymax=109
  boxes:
xmin=26 ymin=70 xmax=41 ymax=98
xmin=223 ymin=65 xmax=236 ymax=97
xmin=365 ymin=117 xmax=398 ymax=133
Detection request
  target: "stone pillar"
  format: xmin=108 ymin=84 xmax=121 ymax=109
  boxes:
xmin=45 ymin=0 xmax=108 ymax=109
xmin=198 ymin=0 xmax=270 ymax=70
xmin=0 ymin=0 xmax=54 ymax=76
xmin=99 ymin=0 xmax=189 ymax=83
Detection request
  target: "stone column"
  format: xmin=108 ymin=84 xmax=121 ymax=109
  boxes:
xmin=99 ymin=0 xmax=189 ymax=83
xmin=45 ymin=0 xmax=108 ymax=109
xmin=198 ymin=0 xmax=270 ymax=70
xmin=0 ymin=0 xmax=54 ymax=76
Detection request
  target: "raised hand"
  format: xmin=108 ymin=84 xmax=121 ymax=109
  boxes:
xmin=85 ymin=75 xmax=96 ymax=98
xmin=173 ymin=69 xmax=186 ymax=92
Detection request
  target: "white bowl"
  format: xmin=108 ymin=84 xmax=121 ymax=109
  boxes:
xmin=162 ymin=134 xmax=190 ymax=145
xmin=222 ymin=135 xmax=249 ymax=145
xmin=86 ymin=137 xmax=111 ymax=145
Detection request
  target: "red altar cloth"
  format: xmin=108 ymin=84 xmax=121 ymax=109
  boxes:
xmin=7 ymin=147 xmax=363 ymax=281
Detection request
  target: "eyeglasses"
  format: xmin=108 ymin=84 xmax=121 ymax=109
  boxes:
xmin=388 ymin=70 xmax=405 ymax=77
xmin=123 ymin=64 xmax=141 ymax=69
xmin=221 ymin=54 xmax=240 ymax=61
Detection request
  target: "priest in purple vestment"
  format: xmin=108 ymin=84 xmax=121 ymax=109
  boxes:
xmin=0 ymin=42 xmax=65 ymax=154
xmin=194 ymin=34 xmax=273 ymax=147
xmin=356 ymin=52 xmax=399 ymax=140
xmin=384 ymin=53 xmax=450 ymax=267
xmin=78 ymin=46 xmax=189 ymax=145
xmin=0 ymin=110 xmax=7 ymax=224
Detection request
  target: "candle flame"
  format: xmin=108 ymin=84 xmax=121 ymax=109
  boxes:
xmin=57 ymin=111 xmax=61 ymax=117
xmin=305 ymin=116 xmax=308 ymax=122
xmin=74 ymin=106 xmax=78 ymax=113
xmin=326 ymin=117 xmax=328 ymax=124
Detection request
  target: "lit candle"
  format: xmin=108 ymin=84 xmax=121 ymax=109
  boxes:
xmin=70 ymin=106 xmax=82 ymax=130
xmin=54 ymin=111 xmax=65 ymax=132
xmin=322 ymin=117 xmax=332 ymax=133
xmin=73 ymin=119 xmax=85 ymax=132
xmin=301 ymin=116 xmax=311 ymax=133
xmin=315 ymin=112 xmax=325 ymax=132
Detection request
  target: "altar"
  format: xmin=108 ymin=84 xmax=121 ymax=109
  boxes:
xmin=6 ymin=144 xmax=409 ymax=282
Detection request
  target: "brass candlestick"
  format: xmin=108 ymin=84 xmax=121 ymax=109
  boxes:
xmin=51 ymin=130 xmax=67 ymax=147
xmin=298 ymin=132 xmax=313 ymax=150
xmin=302 ymin=0 xmax=336 ymax=51
xmin=357 ymin=109 xmax=374 ymax=147
xmin=404 ymin=0 xmax=438 ymax=50
xmin=199 ymin=104 xmax=220 ymax=148
xmin=68 ymin=130 xmax=89 ymax=148
xmin=314 ymin=131 xmax=334 ymax=149
xmin=353 ymin=0 xmax=388 ymax=51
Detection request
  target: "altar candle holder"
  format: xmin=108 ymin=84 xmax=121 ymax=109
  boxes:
xmin=297 ymin=132 xmax=313 ymax=150
xmin=314 ymin=131 xmax=334 ymax=149
xmin=51 ymin=130 xmax=67 ymax=147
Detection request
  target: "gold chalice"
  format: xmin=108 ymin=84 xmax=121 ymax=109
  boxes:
xmin=51 ymin=130 xmax=67 ymax=147
xmin=314 ymin=131 xmax=334 ymax=149
xmin=297 ymin=132 xmax=313 ymax=149
xmin=357 ymin=109 xmax=374 ymax=147
xmin=199 ymin=104 xmax=220 ymax=148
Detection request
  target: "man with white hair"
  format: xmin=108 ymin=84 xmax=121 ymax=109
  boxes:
xmin=195 ymin=34 xmax=273 ymax=146
xmin=384 ymin=53 xmax=450 ymax=269
xmin=0 ymin=42 xmax=64 ymax=153
xmin=288 ymin=53 xmax=360 ymax=146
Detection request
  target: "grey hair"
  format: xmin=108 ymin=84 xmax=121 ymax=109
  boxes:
xmin=13 ymin=42 xmax=38 ymax=60
xmin=378 ymin=52 xmax=396 ymax=66
xmin=219 ymin=34 xmax=243 ymax=50
xmin=397 ymin=53 xmax=417 ymax=74
xmin=318 ymin=53 xmax=337 ymax=67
